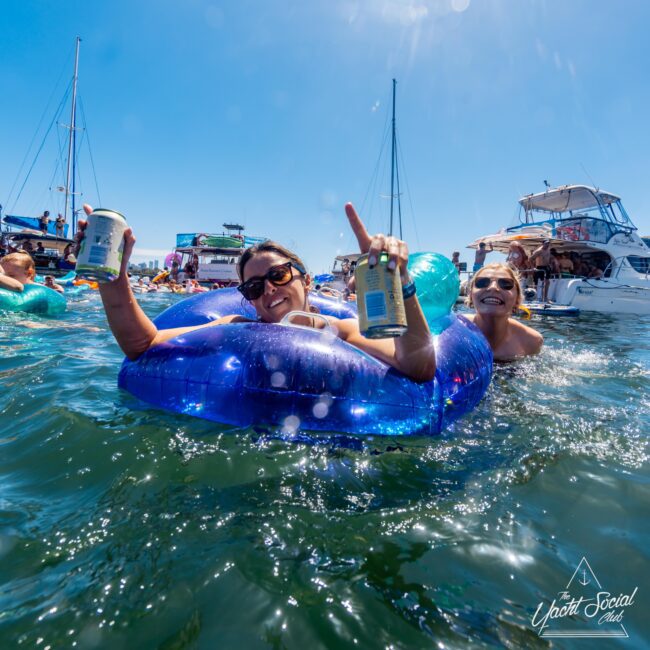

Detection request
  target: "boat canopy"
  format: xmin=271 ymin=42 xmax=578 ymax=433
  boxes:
xmin=6 ymin=231 xmax=74 ymax=254
xmin=334 ymin=253 xmax=363 ymax=262
xmin=517 ymin=184 xmax=636 ymax=235
xmin=466 ymin=228 xmax=602 ymax=254
xmin=176 ymin=246 xmax=244 ymax=257
xmin=3 ymin=215 xmax=70 ymax=238
xmin=519 ymin=185 xmax=620 ymax=213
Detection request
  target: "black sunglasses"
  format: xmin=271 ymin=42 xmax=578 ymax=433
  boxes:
xmin=474 ymin=276 xmax=516 ymax=291
xmin=238 ymin=261 xmax=306 ymax=301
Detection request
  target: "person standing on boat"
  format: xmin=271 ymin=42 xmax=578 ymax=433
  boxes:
xmin=473 ymin=241 xmax=493 ymax=273
xmin=341 ymin=258 xmax=351 ymax=282
xmin=55 ymin=213 xmax=66 ymax=238
xmin=530 ymin=240 xmax=553 ymax=303
xmin=465 ymin=263 xmax=543 ymax=361
xmin=38 ymin=210 xmax=50 ymax=234
xmin=505 ymin=242 xmax=528 ymax=274
xmin=451 ymin=251 xmax=462 ymax=272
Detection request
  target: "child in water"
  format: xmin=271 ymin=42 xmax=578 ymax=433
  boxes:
xmin=0 ymin=252 xmax=36 ymax=292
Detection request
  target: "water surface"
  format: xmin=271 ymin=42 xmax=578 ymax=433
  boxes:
xmin=1 ymin=293 xmax=648 ymax=648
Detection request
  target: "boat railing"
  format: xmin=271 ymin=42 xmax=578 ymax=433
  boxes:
xmin=602 ymin=255 xmax=650 ymax=281
xmin=553 ymin=217 xmax=633 ymax=245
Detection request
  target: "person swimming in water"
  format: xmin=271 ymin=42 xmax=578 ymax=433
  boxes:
xmin=465 ymin=262 xmax=543 ymax=361
xmin=79 ymin=203 xmax=436 ymax=383
xmin=43 ymin=275 xmax=64 ymax=294
xmin=0 ymin=251 xmax=37 ymax=292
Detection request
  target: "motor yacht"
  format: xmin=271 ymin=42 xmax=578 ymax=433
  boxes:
xmin=468 ymin=184 xmax=650 ymax=314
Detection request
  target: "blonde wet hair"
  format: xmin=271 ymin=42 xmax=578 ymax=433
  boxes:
xmin=1 ymin=251 xmax=36 ymax=276
xmin=465 ymin=262 xmax=523 ymax=313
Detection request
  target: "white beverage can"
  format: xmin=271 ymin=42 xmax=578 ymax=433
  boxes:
xmin=76 ymin=209 xmax=127 ymax=282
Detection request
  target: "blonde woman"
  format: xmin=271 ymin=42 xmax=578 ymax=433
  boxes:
xmin=465 ymin=263 xmax=543 ymax=361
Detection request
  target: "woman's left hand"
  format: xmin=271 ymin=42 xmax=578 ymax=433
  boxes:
xmin=345 ymin=203 xmax=411 ymax=285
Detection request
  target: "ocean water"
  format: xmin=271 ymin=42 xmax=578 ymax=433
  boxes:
xmin=1 ymin=292 xmax=648 ymax=649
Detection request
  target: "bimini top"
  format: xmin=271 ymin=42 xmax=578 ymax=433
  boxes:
xmin=519 ymin=185 xmax=621 ymax=214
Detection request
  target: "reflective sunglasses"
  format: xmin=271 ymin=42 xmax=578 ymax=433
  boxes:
xmin=474 ymin=276 xmax=515 ymax=291
xmin=238 ymin=261 xmax=306 ymax=301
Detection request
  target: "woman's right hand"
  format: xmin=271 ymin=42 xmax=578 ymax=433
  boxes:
xmin=81 ymin=204 xmax=136 ymax=280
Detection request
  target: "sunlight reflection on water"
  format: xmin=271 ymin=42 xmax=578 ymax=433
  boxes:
xmin=0 ymin=295 xmax=648 ymax=647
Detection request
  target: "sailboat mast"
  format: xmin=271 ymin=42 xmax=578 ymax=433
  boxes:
xmin=389 ymin=78 xmax=397 ymax=237
xmin=64 ymin=36 xmax=81 ymax=233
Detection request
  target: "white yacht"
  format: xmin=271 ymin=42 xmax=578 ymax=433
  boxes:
xmin=469 ymin=185 xmax=650 ymax=314
xmin=173 ymin=224 xmax=267 ymax=285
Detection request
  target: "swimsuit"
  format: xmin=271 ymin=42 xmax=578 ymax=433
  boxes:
xmin=533 ymin=266 xmax=552 ymax=282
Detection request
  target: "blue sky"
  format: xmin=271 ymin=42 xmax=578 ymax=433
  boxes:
xmin=2 ymin=0 xmax=650 ymax=271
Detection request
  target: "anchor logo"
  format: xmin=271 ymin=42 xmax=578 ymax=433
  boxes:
xmin=531 ymin=556 xmax=637 ymax=639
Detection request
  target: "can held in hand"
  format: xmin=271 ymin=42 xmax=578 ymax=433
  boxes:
xmin=355 ymin=252 xmax=407 ymax=338
xmin=76 ymin=209 xmax=127 ymax=283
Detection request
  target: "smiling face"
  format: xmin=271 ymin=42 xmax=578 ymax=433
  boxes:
xmin=242 ymin=251 xmax=310 ymax=323
xmin=469 ymin=264 xmax=521 ymax=317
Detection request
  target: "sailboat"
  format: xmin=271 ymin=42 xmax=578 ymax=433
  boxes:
xmin=327 ymin=79 xmax=405 ymax=289
xmin=1 ymin=37 xmax=95 ymax=275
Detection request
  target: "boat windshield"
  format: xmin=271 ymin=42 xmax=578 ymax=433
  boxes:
xmin=515 ymin=186 xmax=637 ymax=244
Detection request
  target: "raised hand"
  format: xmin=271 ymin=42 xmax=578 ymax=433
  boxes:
xmin=345 ymin=202 xmax=410 ymax=284
xmin=81 ymin=204 xmax=135 ymax=279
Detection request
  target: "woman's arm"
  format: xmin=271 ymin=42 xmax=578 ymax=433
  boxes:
xmin=81 ymin=204 xmax=238 ymax=360
xmin=335 ymin=289 xmax=435 ymax=382
xmin=341 ymin=203 xmax=436 ymax=382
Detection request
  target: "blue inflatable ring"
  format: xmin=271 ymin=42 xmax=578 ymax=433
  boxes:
xmin=118 ymin=287 xmax=492 ymax=436
xmin=0 ymin=283 xmax=66 ymax=315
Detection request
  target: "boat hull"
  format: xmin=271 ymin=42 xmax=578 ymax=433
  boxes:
xmin=548 ymin=278 xmax=650 ymax=314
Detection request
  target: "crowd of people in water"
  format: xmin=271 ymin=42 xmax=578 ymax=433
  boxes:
xmin=1 ymin=202 xmax=552 ymax=375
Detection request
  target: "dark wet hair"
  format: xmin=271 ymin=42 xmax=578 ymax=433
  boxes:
xmin=237 ymin=240 xmax=307 ymax=281
xmin=238 ymin=240 xmax=318 ymax=313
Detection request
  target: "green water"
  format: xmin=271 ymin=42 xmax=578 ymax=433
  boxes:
xmin=1 ymin=293 xmax=648 ymax=649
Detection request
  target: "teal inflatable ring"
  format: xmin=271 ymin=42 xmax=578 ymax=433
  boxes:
xmin=0 ymin=283 xmax=66 ymax=315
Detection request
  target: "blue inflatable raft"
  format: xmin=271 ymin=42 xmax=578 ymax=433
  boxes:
xmin=118 ymin=254 xmax=493 ymax=436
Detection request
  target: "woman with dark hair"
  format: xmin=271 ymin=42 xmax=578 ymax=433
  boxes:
xmin=80 ymin=203 xmax=436 ymax=383
xmin=465 ymin=262 xmax=543 ymax=361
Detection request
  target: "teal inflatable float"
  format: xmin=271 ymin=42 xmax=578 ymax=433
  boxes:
xmin=0 ymin=284 xmax=66 ymax=316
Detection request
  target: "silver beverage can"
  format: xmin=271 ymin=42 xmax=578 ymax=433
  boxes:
xmin=76 ymin=208 xmax=127 ymax=282
xmin=355 ymin=252 xmax=407 ymax=338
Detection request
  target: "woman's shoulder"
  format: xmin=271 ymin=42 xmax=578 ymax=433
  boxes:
xmin=510 ymin=317 xmax=543 ymax=353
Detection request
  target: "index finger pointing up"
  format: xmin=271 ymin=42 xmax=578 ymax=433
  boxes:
xmin=345 ymin=203 xmax=372 ymax=254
